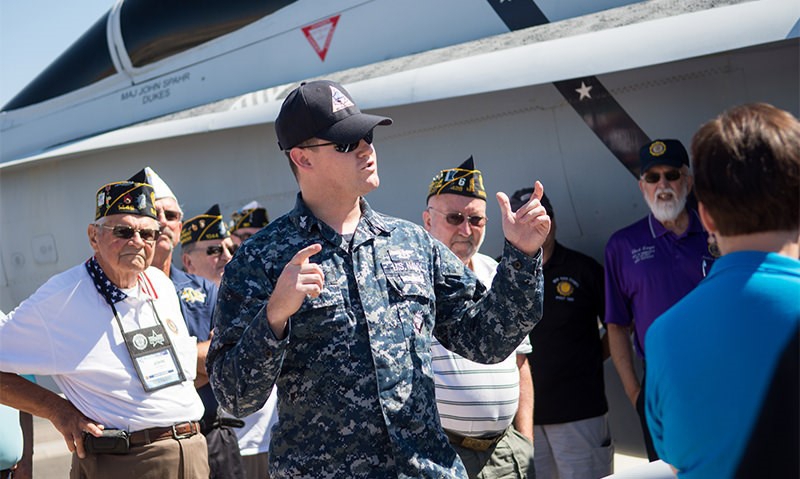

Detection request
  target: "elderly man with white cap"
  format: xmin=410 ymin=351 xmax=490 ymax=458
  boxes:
xmin=131 ymin=167 xmax=246 ymax=479
xmin=0 ymin=177 xmax=207 ymax=478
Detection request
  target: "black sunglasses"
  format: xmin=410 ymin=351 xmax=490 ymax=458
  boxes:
xmin=643 ymin=170 xmax=681 ymax=184
xmin=427 ymin=207 xmax=487 ymax=227
xmin=296 ymin=130 xmax=373 ymax=154
xmin=96 ymin=224 xmax=160 ymax=242
xmin=206 ymin=244 xmax=237 ymax=256
xmin=157 ymin=209 xmax=182 ymax=222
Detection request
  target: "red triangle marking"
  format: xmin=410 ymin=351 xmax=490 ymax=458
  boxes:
xmin=301 ymin=14 xmax=341 ymax=61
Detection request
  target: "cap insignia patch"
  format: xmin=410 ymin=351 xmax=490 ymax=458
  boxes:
xmin=649 ymin=141 xmax=667 ymax=157
xmin=330 ymin=86 xmax=354 ymax=113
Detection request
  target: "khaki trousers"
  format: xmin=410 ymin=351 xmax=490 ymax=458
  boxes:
xmin=70 ymin=432 xmax=209 ymax=479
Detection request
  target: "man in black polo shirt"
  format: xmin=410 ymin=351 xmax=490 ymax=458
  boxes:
xmin=511 ymin=189 xmax=612 ymax=479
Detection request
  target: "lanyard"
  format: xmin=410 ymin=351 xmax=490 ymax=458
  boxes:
xmin=105 ymin=277 xmax=186 ymax=392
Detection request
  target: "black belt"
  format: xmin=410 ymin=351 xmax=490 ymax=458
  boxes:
xmin=445 ymin=429 xmax=506 ymax=451
xmin=201 ymin=416 xmax=245 ymax=434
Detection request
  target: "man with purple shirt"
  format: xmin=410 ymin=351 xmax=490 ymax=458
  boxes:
xmin=604 ymin=139 xmax=712 ymax=461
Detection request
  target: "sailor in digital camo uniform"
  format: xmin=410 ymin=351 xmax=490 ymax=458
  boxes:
xmin=207 ymin=80 xmax=550 ymax=478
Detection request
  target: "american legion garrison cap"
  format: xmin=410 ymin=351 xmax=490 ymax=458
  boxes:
xmin=129 ymin=166 xmax=177 ymax=200
xmin=95 ymin=180 xmax=157 ymax=220
xmin=180 ymin=204 xmax=230 ymax=246
xmin=229 ymin=201 xmax=269 ymax=232
xmin=427 ymin=156 xmax=487 ymax=201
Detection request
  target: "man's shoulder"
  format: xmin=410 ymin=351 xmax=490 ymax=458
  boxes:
xmin=38 ymin=262 xmax=89 ymax=291
xmin=610 ymin=215 xmax=650 ymax=239
xmin=559 ymin=244 xmax=602 ymax=269
xmin=606 ymin=216 xmax=651 ymax=250
xmin=145 ymin=266 xmax=185 ymax=295
xmin=374 ymin=213 xmax=433 ymax=245
xmin=646 ymin=300 xmax=690 ymax=355
xmin=376 ymin=212 xmax=426 ymax=232
xmin=238 ymin=214 xmax=305 ymax=259
xmin=170 ymin=266 xmax=217 ymax=292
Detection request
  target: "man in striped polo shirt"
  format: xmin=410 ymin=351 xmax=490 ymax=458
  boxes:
xmin=423 ymin=156 xmax=535 ymax=478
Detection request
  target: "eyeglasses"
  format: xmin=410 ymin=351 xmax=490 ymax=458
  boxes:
xmin=295 ymin=130 xmax=373 ymax=154
xmin=643 ymin=170 xmax=682 ymax=184
xmin=95 ymin=224 xmax=161 ymax=242
xmin=157 ymin=209 xmax=182 ymax=222
xmin=206 ymin=244 xmax=237 ymax=256
xmin=427 ymin=207 xmax=487 ymax=227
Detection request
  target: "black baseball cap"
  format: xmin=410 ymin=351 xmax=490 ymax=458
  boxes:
xmin=275 ymin=80 xmax=392 ymax=150
xmin=639 ymin=139 xmax=689 ymax=173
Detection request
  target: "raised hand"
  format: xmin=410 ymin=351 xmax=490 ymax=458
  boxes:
xmin=496 ymin=181 xmax=551 ymax=256
xmin=266 ymin=243 xmax=324 ymax=338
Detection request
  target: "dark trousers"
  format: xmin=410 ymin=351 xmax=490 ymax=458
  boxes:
xmin=205 ymin=426 xmax=246 ymax=479
xmin=635 ymin=370 xmax=660 ymax=461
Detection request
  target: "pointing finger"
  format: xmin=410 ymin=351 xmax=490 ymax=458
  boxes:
xmin=532 ymin=180 xmax=544 ymax=202
xmin=289 ymin=243 xmax=322 ymax=266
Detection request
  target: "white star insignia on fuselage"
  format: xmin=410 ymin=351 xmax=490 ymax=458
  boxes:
xmin=576 ymin=81 xmax=593 ymax=100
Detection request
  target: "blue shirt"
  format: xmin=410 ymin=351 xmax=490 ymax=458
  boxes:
xmin=171 ymin=266 xmax=219 ymax=425
xmin=604 ymin=210 xmax=710 ymax=356
xmin=207 ymin=195 xmax=543 ymax=478
xmin=0 ymin=404 xmax=22 ymax=469
xmin=0 ymin=375 xmax=35 ymax=469
xmin=645 ymin=251 xmax=800 ymax=478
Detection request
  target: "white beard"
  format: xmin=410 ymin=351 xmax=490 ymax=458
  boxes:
xmin=645 ymin=186 xmax=687 ymax=223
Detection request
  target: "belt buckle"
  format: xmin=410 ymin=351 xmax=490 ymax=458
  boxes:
xmin=461 ymin=436 xmax=493 ymax=451
xmin=172 ymin=422 xmax=194 ymax=440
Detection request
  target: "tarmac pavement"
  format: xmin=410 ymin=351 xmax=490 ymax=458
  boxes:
xmin=31 ymin=415 xmax=648 ymax=478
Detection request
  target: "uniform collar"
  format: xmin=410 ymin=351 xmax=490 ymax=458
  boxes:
xmin=289 ymin=194 xmax=393 ymax=249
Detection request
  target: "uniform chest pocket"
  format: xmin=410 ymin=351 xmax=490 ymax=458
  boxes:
xmin=291 ymin=284 xmax=346 ymax=341
xmin=381 ymin=258 xmax=433 ymax=300
xmin=381 ymin=256 xmax=435 ymax=359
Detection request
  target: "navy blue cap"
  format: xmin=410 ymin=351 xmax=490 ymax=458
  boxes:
xmin=639 ymin=139 xmax=689 ymax=173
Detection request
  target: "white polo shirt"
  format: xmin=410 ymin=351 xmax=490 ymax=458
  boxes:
xmin=0 ymin=263 xmax=204 ymax=431
xmin=432 ymin=252 xmax=533 ymax=437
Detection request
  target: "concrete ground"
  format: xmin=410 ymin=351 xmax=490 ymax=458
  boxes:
xmin=30 ymin=415 xmax=647 ymax=478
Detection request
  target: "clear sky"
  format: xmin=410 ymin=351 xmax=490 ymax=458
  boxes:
xmin=0 ymin=1 xmax=114 ymax=108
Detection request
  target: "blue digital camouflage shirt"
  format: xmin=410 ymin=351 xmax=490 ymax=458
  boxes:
xmin=207 ymin=195 xmax=543 ymax=478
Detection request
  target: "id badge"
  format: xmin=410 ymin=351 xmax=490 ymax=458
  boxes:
xmin=122 ymin=324 xmax=186 ymax=392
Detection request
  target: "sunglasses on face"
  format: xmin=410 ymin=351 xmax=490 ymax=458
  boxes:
xmin=96 ymin=224 xmax=161 ymax=242
xmin=643 ymin=170 xmax=682 ymax=184
xmin=157 ymin=209 xmax=182 ymax=222
xmin=206 ymin=244 xmax=237 ymax=256
xmin=427 ymin=207 xmax=487 ymax=227
xmin=296 ymin=130 xmax=374 ymax=154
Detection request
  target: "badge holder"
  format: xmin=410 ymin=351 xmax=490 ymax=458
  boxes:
xmin=121 ymin=324 xmax=185 ymax=392
xmin=110 ymin=295 xmax=186 ymax=392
